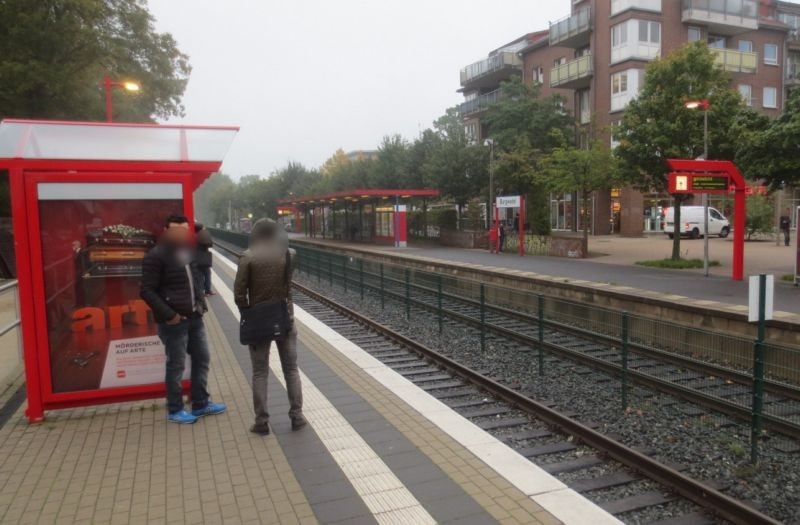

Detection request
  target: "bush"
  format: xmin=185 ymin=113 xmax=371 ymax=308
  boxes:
xmin=636 ymin=258 xmax=720 ymax=269
xmin=744 ymin=194 xmax=774 ymax=240
xmin=437 ymin=208 xmax=458 ymax=230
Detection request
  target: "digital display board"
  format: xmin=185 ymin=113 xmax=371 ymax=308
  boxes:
xmin=691 ymin=176 xmax=729 ymax=192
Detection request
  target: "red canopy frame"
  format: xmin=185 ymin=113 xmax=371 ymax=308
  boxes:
xmin=666 ymin=159 xmax=746 ymax=281
xmin=0 ymin=119 xmax=238 ymax=422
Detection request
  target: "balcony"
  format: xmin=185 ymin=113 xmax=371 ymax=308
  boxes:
xmin=682 ymin=0 xmax=758 ymax=35
xmin=611 ymin=0 xmax=662 ymax=16
xmin=786 ymin=62 xmax=800 ymax=85
xmin=711 ymin=47 xmax=757 ymax=73
xmin=459 ymin=51 xmax=522 ymax=90
xmin=550 ymin=55 xmax=593 ymax=89
xmin=549 ymin=7 xmax=591 ymax=48
xmin=459 ymin=90 xmax=502 ymax=117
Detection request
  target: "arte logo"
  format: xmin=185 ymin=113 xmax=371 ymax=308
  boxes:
xmin=71 ymin=299 xmax=153 ymax=332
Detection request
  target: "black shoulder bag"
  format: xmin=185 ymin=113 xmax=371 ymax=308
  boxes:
xmin=239 ymin=251 xmax=292 ymax=345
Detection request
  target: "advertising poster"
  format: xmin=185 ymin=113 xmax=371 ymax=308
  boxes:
xmin=37 ymin=188 xmax=185 ymax=393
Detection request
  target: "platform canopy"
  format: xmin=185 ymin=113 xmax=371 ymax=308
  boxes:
xmin=281 ymin=188 xmax=440 ymax=205
xmin=0 ymin=119 xmax=238 ymax=163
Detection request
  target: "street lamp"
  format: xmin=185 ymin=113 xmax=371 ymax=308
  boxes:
xmin=484 ymin=138 xmax=495 ymax=232
xmin=685 ymin=99 xmax=710 ymax=277
xmin=103 ymin=74 xmax=140 ymax=123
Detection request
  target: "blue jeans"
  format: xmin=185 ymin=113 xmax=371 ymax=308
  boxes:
xmin=200 ymin=266 xmax=212 ymax=294
xmin=157 ymin=314 xmax=210 ymax=414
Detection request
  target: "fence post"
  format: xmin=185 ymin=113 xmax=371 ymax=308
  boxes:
xmin=480 ymin=284 xmax=486 ymax=352
xmin=751 ymin=274 xmax=767 ymax=464
xmin=405 ymin=268 xmax=411 ymax=320
xmin=343 ymin=258 xmax=347 ymax=292
xmin=621 ymin=312 xmax=629 ymax=411
xmin=380 ymin=263 xmax=385 ymax=310
xmin=359 ymin=259 xmax=364 ymax=300
xmin=437 ymin=275 xmax=443 ymax=335
xmin=538 ymin=294 xmax=544 ymax=376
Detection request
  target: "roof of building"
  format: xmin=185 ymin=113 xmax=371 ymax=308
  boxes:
xmin=281 ymin=189 xmax=440 ymax=205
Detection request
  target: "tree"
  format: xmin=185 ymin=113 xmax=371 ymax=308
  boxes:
xmin=484 ymin=77 xmax=572 ymax=235
xmin=737 ymin=88 xmax=800 ymax=190
xmin=0 ymin=0 xmax=191 ymax=122
xmin=615 ymin=41 xmax=760 ymax=260
xmin=743 ymin=193 xmax=775 ymax=240
xmin=543 ymin=130 xmax=619 ymax=246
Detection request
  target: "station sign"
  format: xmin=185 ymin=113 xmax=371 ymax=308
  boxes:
xmin=496 ymin=195 xmax=521 ymax=208
xmin=668 ymin=172 xmax=730 ymax=194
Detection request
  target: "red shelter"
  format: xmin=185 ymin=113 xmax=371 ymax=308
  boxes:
xmin=0 ymin=119 xmax=238 ymax=422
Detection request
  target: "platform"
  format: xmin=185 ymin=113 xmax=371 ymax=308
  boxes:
xmin=0 ymin=253 xmax=620 ymax=525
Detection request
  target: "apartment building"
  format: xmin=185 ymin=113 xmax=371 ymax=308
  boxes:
xmin=459 ymin=0 xmax=797 ymax=236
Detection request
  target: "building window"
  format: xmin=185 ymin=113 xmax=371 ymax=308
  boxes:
xmin=764 ymin=44 xmax=778 ymax=65
xmin=708 ymin=35 xmax=726 ymax=49
xmin=738 ymin=84 xmax=752 ymax=106
xmin=578 ymin=90 xmax=591 ymax=124
xmin=611 ymin=69 xmax=644 ymax=111
xmin=554 ymin=57 xmax=566 ymax=67
xmin=612 ymin=19 xmax=660 ymax=63
xmin=763 ymin=87 xmax=777 ymax=108
xmin=610 ymin=121 xmax=622 ymax=149
xmin=688 ymin=26 xmax=702 ymax=42
xmin=738 ymin=40 xmax=753 ymax=52
xmin=532 ymin=66 xmax=544 ymax=84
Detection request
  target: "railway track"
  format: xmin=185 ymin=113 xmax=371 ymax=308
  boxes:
xmin=291 ymin=245 xmax=800 ymax=441
xmin=212 ymin=240 xmax=780 ymax=525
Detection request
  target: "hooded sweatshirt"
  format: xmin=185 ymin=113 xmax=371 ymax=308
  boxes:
xmin=233 ymin=219 xmax=296 ymax=314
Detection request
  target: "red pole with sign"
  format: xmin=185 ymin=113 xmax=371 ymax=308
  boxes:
xmin=519 ymin=196 xmax=525 ymax=257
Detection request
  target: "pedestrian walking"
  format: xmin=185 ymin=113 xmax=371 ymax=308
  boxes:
xmin=499 ymin=223 xmax=506 ymax=253
xmin=779 ymin=208 xmax=792 ymax=247
xmin=488 ymin=225 xmax=498 ymax=254
xmin=140 ymin=214 xmax=227 ymax=424
xmin=234 ymin=219 xmax=306 ymax=436
xmin=195 ymin=222 xmax=215 ymax=295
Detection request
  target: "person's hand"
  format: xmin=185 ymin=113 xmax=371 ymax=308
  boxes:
xmin=166 ymin=314 xmax=183 ymax=325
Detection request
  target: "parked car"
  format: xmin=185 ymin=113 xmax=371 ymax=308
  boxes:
xmin=664 ymin=206 xmax=730 ymax=239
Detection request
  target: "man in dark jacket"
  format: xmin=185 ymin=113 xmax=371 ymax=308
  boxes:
xmin=194 ymin=223 xmax=214 ymax=295
xmin=140 ymin=214 xmax=227 ymax=424
xmin=234 ymin=218 xmax=305 ymax=436
xmin=779 ymin=208 xmax=792 ymax=247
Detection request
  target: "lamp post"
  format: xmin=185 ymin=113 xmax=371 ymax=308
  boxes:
xmin=484 ymin=138 xmax=495 ymax=231
xmin=685 ymin=99 xmax=710 ymax=277
xmin=103 ymin=74 xmax=140 ymax=122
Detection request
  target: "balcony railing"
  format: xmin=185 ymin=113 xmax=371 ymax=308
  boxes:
xmin=711 ymin=47 xmax=757 ymax=73
xmin=460 ymin=51 xmax=522 ymax=86
xmin=786 ymin=62 xmax=800 ymax=83
xmin=549 ymin=7 xmax=591 ymax=47
xmin=550 ymin=55 xmax=593 ymax=89
xmin=459 ymin=90 xmax=502 ymax=117
xmin=682 ymin=0 xmax=758 ymax=32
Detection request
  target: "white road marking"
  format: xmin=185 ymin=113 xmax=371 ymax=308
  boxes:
xmin=210 ymin=266 xmax=436 ymax=525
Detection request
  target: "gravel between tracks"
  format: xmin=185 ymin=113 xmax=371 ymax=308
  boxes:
xmin=296 ymin=274 xmax=800 ymax=523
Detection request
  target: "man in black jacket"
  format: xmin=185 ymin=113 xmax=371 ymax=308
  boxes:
xmin=140 ymin=214 xmax=227 ymax=424
xmin=194 ymin=222 xmax=214 ymax=295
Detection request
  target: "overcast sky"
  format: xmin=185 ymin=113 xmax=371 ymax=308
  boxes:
xmin=148 ymin=0 xmax=568 ymax=179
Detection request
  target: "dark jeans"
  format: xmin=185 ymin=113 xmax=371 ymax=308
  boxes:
xmin=248 ymin=328 xmax=302 ymax=425
xmin=200 ymin=266 xmax=212 ymax=294
xmin=157 ymin=314 xmax=210 ymax=414
xmin=783 ymin=228 xmax=791 ymax=246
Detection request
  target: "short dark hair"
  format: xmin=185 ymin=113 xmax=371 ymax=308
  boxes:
xmin=194 ymin=222 xmax=204 ymax=233
xmin=165 ymin=214 xmax=189 ymax=228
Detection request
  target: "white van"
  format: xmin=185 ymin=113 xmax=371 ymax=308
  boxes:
xmin=664 ymin=206 xmax=730 ymax=239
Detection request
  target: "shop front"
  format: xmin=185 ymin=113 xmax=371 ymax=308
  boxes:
xmin=0 ymin=119 xmax=237 ymax=421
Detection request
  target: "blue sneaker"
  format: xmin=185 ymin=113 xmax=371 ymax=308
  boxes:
xmin=191 ymin=402 xmax=227 ymax=418
xmin=167 ymin=410 xmax=198 ymax=424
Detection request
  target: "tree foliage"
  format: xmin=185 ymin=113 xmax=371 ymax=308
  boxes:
xmin=0 ymin=0 xmax=191 ymax=121
xmin=614 ymin=42 xmax=762 ymax=259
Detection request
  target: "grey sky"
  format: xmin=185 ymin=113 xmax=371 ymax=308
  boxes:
xmin=148 ymin=0 xmax=568 ymax=179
